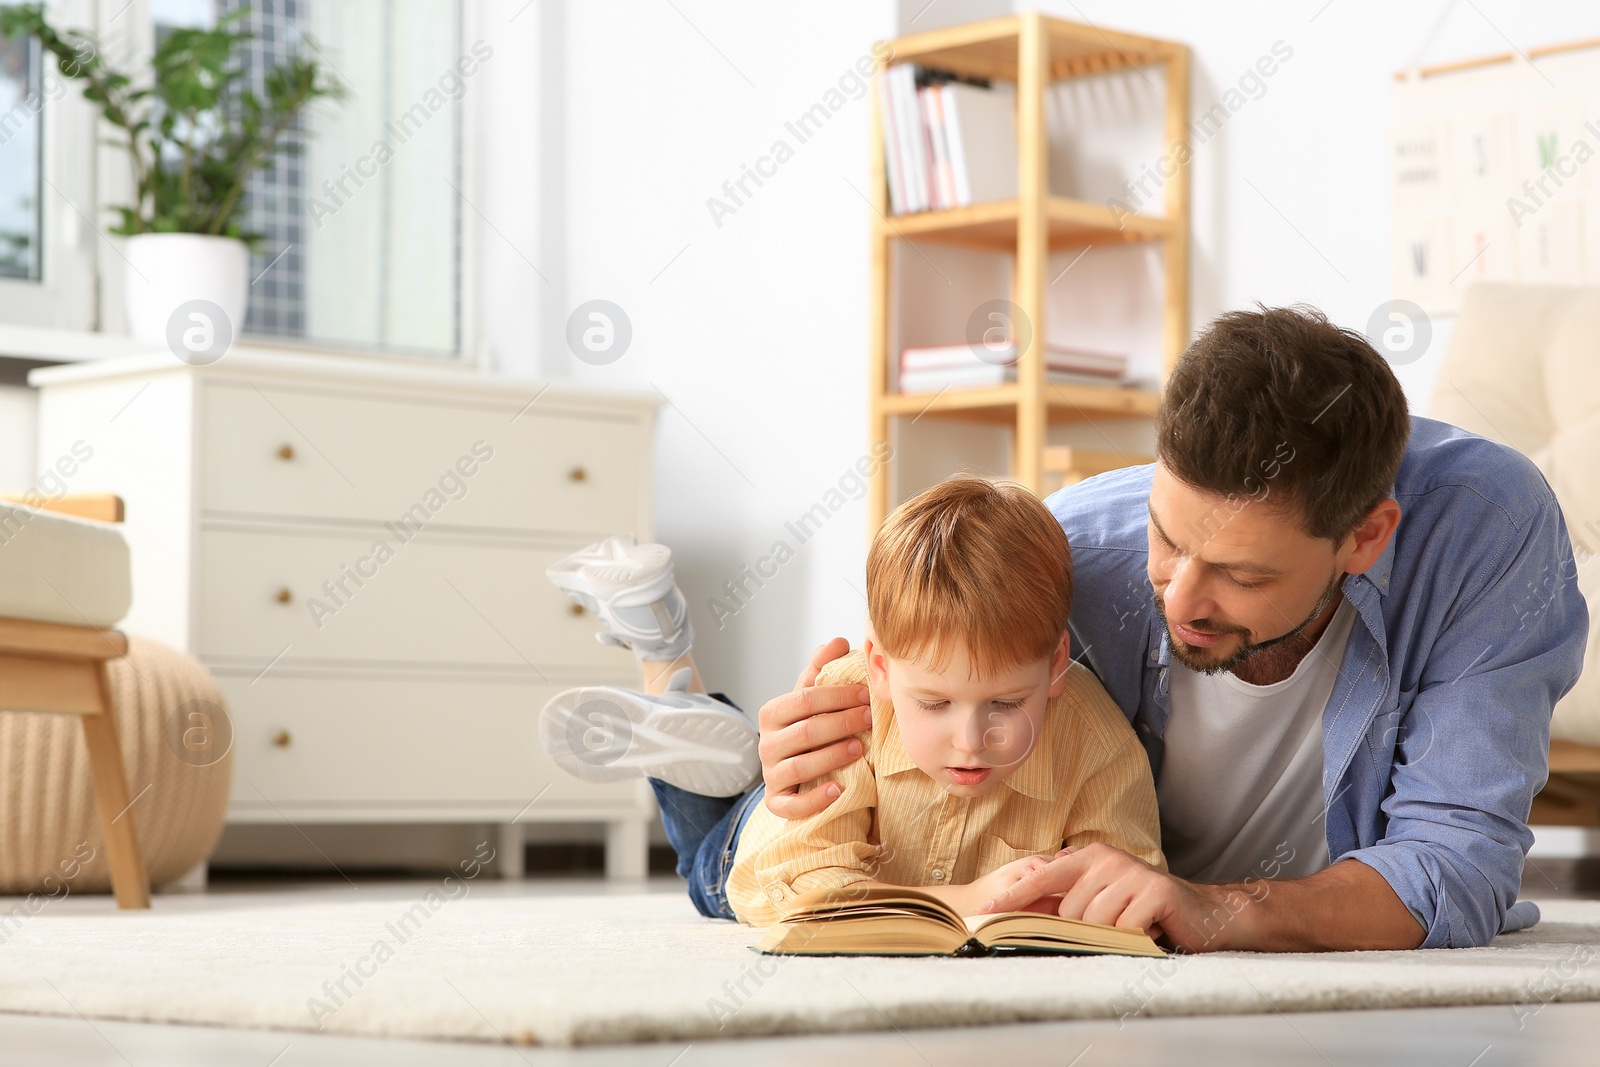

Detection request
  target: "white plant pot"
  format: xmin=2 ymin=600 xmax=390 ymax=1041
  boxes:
xmin=124 ymin=233 xmax=249 ymax=355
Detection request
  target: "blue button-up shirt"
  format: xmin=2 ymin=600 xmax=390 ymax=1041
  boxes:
xmin=1047 ymin=416 xmax=1588 ymax=948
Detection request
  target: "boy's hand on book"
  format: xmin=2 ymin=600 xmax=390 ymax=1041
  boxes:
xmin=759 ymin=637 xmax=872 ymax=819
xmin=959 ymin=855 xmax=1053 ymax=914
xmin=916 ymin=855 xmax=1050 ymax=916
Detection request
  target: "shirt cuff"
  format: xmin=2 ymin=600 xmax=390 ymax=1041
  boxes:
xmin=1341 ymin=841 xmax=1507 ymax=949
xmin=752 ymin=865 xmax=873 ymax=915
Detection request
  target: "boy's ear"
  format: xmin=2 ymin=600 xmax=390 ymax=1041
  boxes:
xmin=863 ymin=634 xmax=890 ymax=696
xmin=1047 ymin=631 xmax=1072 ymax=698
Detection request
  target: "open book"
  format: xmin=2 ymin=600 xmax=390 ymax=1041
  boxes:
xmin=755 ymin=885 xmax=1167 ymax=958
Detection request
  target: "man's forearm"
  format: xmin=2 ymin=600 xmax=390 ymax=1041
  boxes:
xmin=1200 ymin=859 xmax=1425 ymax=952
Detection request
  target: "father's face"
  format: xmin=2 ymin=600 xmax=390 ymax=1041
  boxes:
xmin=1145 ymin=463 xmax=1349 ymax=674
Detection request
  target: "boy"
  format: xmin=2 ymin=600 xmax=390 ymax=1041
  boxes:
xmin=538 ymin=475 xmax=1163 ymax=926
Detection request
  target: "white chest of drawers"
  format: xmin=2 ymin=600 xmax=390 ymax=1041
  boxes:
xmin=29 ymin=351 xmax=660 ymax=879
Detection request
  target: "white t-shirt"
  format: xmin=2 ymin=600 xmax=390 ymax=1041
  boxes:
xmin=1157 ymin=596 xmax=1358 ymax=884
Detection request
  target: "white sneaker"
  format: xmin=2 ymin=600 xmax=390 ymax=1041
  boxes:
xmin=538 ymin=670 xmax=759 ymax=797
xmin=547 ymin=535 xmax=693 ymax=661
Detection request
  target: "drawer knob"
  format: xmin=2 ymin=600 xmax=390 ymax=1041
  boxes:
xmin=274 ymin=587 xmax=292 ymax=604
xmin=568 ymin=602 xmax=586 ymax=617
xmin=568 ymin=466 xmax=587 ymax=483
xmin=272 ymin=730 xmax=292 ymax=748
xmin=276 ymin=444 xmax=295 ymax=461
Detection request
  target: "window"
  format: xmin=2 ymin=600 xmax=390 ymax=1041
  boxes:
xmin=153 ymin=0 xmax=464 ymax=358
xmin=0 ymin=0 xmax=95 ymax=331
xmin=0 ymin=31 xmax=41 ymax=280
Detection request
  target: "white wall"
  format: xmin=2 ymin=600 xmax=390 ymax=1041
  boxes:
xmin=477 ymin=0 xmax=1600 ymax=712
xmin=479 ymin=2 xmax=900 ymax=710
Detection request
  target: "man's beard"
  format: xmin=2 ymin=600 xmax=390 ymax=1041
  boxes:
xmin=1153 ymin=572 xmax=1343 ymax=676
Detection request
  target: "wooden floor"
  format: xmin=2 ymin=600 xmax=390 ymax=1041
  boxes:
xmin=5 ymin=998 xmax=1600 ymax=1066
xmin=1 ymin=858 xmax=1597 ymax=1066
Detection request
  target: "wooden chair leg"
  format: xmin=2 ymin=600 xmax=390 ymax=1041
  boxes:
xmin=80 ymin=662 xmax=151 ymax=909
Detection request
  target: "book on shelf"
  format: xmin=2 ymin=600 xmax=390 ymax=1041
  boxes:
xmin=939 ymin=81 xmax=1018 ymax=208
xmin=878 ymin=68 xmax=907 ymax=215
xmin=921 ymin=87 xmax=956 ymax=209
xmin=881 ymin=64 xmax=927 ymax=213
xmin=902 ymin=341 xmax=1128 ymax=375
xmin=900 ymin=367 xmax=1134 ymax=393
xmin=756 ymin=885 xmax=1167 ymax=958
xmin=878 ymin=65 xmax=1018 ymax=214
xmin=898 ymin=342 xmax=1133 ymax=392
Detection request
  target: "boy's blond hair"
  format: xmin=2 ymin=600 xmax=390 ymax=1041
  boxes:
xmin=866 ymin=475 xmax=1073 ymax=676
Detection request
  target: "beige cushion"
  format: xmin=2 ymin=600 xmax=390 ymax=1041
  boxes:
xmin=0 ymin=637 xmax=232 ymax=892
xmin=0 ymin=502 xmax=131 ymax=627
xmin=1429 ymin=283 xmax=1600 ymax=744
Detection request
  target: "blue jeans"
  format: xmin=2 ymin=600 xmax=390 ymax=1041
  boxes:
xmin=648 ymin=694 xmax=765 ymax=920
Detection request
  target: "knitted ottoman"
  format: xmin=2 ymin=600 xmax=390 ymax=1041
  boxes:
xmin=0 ymin=636 xmax=233 ymax=894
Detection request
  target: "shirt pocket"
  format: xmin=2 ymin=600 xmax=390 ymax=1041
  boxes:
xmin=973 ymin=832 xmax=1057 ymax=876
xmin=1370 ymin=683 xmax=1423 ymax=770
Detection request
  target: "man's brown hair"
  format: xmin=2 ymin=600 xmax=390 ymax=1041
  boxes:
xmin=1155 ymin=305 xmax=1411 ymax=541
xmin=867 ymin=475 xmax=1071 ymax=675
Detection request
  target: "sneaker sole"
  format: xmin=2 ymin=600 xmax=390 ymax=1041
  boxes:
xmin=543 ymin=537 xmax=632 ymax=587
xmin=538 ymin=687 xmax=758 ymax=798
xmin=547 ymin=543 xmax=675 ymax=606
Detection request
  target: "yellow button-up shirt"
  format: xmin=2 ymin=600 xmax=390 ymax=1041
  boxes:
xmin=726 ymin=649 xmax=1166 ymax=926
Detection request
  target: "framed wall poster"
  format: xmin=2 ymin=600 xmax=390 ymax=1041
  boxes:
xmin=1390 ymin=39 xmax=1600 ymax=314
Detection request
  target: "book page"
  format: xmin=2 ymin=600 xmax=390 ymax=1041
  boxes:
xmin=963 ymin=911 xmax=1050 ymax=932
xmin=785 ymin=885 xmax=964 ymax=929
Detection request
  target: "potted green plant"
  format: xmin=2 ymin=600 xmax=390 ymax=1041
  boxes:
xmin=0 ymin=5 xmax=342 ymax=347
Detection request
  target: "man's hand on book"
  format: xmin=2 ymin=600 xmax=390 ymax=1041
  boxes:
xmin=982 ymin=845 xmax=1430 ymax=953
xmin=978 ymin=843 xmax=1233 ymax=952
xmin=758 ymin=637 xmax=872 ymax=819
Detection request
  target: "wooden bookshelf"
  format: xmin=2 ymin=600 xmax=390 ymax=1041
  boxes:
xmin=882 ymin=197 xmax=1179 ymax=249
xmin=1042 ymin=445 xmax=1155 ymax=494
xmin=867 ymin=12 xmax=1190 ymax=530
xmin=878 ymin=381 xmax=1159 ymax=422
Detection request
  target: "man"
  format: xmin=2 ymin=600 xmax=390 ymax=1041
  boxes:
xmin=759 ymin=305 xmax=1587 ymax=952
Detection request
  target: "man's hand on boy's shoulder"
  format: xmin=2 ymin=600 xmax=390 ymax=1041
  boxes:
xmin=759 ymin=637 xmax=873 ymax=819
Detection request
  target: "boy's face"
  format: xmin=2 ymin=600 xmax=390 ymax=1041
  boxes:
xmin=864 ymin=634 xmax=1070 ymax=798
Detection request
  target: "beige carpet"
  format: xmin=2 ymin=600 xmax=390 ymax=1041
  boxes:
xmin=1 ymin=890 xmax=1597 ymax=1046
